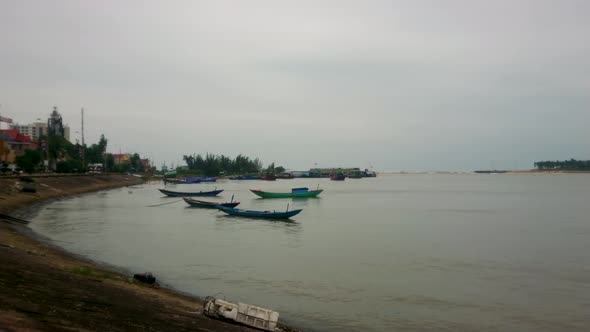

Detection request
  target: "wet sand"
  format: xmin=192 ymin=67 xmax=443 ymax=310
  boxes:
xmin=0 ymin=175 xmax=298 ymax=331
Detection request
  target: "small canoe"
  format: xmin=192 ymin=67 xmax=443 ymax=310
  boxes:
xmin=250 ymin=188 xmax=323 ymax=198
xmin=217 ymin=206 xmax=303 ymax=219
xmin=183 ymin=197 xmax=240 ymax=208
xmin=158 ymin=188 xmax=223 ymax=197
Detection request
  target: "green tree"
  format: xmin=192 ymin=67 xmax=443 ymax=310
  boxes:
xmin=16 ymin=149 xmax=42 ymax=173
xmin=130 ymin=153 xmax=142 ymax=172
xmin=265 ymin=162 xmax=275 ymax=175
xmin=106 ymin=153 xmax=115 ymax=171
xmin=56 ymin=160 xmax=83 ymax=173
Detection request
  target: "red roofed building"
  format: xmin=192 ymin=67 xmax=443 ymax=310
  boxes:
xmin=112 ymin=153 xmax=130 ymax=165
xmin=0 ymin=129 xmax=39 ymax=163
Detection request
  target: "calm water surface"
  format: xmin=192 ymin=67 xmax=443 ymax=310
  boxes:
xmin=29 ymin=174 xmax=590 ymax=331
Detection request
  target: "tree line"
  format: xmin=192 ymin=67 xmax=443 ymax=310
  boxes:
xmin=183 ymin=153 xmax=264 ymax=176
xmin=13 ymin=133 xmax=148 ymax=173
xmin=534 ymin=159 xmax=590 ymax=171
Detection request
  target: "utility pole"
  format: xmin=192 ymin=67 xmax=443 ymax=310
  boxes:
xmin=81 ymin=108 xmax=85 ymax=169
xmin=81 ymin=108 xmax=85 ymax=147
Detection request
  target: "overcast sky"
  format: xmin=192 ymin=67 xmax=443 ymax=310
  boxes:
xmin=1 ymin=0 xmax=588 ymax=171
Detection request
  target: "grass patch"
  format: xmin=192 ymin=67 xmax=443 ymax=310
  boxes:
xmin=70 ymin=266 xmax=110 ymax=279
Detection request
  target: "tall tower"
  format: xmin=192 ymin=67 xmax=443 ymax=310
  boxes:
xmin=47 ymin=106 xmax=65 ymax=137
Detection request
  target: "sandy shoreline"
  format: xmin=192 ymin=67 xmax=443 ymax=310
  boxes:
xmin=0 ymin=175 xmax=299 ymax=331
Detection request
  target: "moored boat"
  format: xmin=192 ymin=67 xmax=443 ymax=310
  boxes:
xmin=198 ymin=177 xmax=217 ymax=182
xmin=183 ymin=197 xmax=240 ymax=208
xmin=217 ymin=206 xmax=302 ymax=219
xmin=329 ymin=170 xmax=346 ymax=181
xmin=158 ymin=188 xmax=223 ymax=197
xmin=229 ymin=175 xmax=260 ymax=180
xmin=250 ymin=187 xmax=323 ymax=198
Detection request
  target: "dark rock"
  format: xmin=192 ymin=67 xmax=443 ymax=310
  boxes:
xmin=133 ymin=272 xmax=156 ymax=284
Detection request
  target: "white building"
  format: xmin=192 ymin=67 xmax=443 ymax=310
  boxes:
xmin=11 ymin=121 xmax=70 ymax=143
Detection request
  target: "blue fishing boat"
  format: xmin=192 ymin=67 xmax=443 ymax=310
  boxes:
xmin=198 ymin=177 xmax=217 ymax=182
xmin=250 ymin=187 xmax=323 ymax=198
xmin=158 ymin=188 xmax=223 ymax=197
xmin=217 ymin=206 xmax=302 ymax=219
xmin=164 ymin=177 xmax=216 ymax=184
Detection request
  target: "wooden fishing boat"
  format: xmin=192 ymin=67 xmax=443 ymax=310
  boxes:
xmin=250 ymin=187 xmax=323 ymax=198
xmin=217 ymin=206 xmax=302 ymax=219
xmin=183 ymin=197 xmax=240 ymax=208
xmin=158 ymin=188 xmax=223 ymax=197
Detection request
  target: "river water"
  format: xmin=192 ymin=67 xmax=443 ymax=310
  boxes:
xmin=29 ymin=173 xmax=590 ymax=331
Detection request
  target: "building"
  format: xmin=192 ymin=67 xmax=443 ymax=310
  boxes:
xmin=10 ymin=107 xmax=71 ymax=143
xmin=112 ymin=153 xmax=130 ymax=165
xmin=10 ymin=122 xmax=46 ymax=143
xmin=10 ymin=121 xmax=70 ymax=143
xmin=0 ymin=129 xmax=38 ymax=163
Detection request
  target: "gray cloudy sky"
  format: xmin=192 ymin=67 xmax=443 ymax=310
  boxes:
xmin=1 ymin=0 xmax=589 ymax=171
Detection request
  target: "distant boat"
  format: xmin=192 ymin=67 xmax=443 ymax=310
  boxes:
xmin=217 ymin=206 xmax=303 ymax=219
xmin=229 ymin=175 xmax=260 ymax=180
xmin=329 ymin=170 xmax=346 ymax=181
xmin=474 ymin=170 xmax=508 ymax=174
xmin=330 ymin=174 xmax=345 ymax=181
xmin=260 ymin=174 xmax=277 ymax=181
xmin=362 ymin=169 xmax=377 ymax=177
xmin=183 ymin=197 xmax=240 ymax=208
xmin=164 ymin=170 xmax=177 ymax=178
xmin=250 ymin=187 xmax=323 ymax=198
xmin=164 ymin=177 xmax=216 ymax=184
xmin=158 ymin=188 xmax=223 ymax=197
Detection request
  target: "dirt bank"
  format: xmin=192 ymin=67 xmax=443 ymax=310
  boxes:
xmin=0 ymin=175 xmax=297 ymax=331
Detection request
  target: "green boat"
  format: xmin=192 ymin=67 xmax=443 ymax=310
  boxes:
xmin=250 ymin=187 xmax=323 ymax=198
xmin=164 ymin=170 xmax=177 ymax=178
